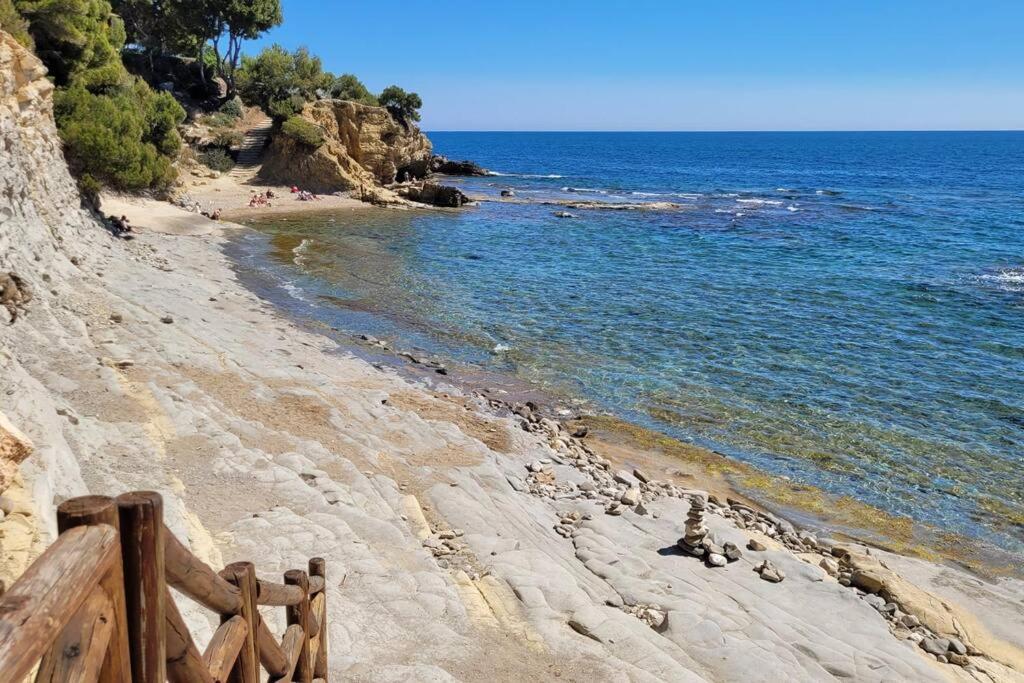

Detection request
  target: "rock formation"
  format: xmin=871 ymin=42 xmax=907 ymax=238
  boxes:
xmin=259 ymin=100 xmax=432 ymax=196
xmin=397 ymin=183 xmax=471 ymax=208
xmin=428 ymin=156 xmax=489 ymax=176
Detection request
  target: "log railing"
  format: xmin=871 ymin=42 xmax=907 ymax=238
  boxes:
xmin=0 ymin=491 xmax=328 ymax=682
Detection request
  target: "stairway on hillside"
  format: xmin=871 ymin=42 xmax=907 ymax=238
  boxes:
xmin=228 ymin=115 xmax=274 ymax=181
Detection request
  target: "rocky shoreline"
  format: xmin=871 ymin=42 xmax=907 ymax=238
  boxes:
xmin=4 ymin=29 xmax=1024 ymax=680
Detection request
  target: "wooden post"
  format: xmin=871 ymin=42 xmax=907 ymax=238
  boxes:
xmin=221 ymin=562 xmax=259 ymax=683
xmin=284 ymin=569 xmax=313 ymax=683
xmin=116 ymin=491 xmax=167 ymax=682
xmin=55 ymin=495 xmax=132 ymax=682
xmin=309 ymin=558 xmax=327 ymax=680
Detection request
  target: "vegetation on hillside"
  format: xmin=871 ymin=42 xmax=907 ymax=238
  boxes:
xmin=3 ymin=0 xmax=423 ymax=193
xmin=330 ymin=73 xmax=378 ymax=106
xmin=236 ymin=44 xmax=332 ymax=120
xmin=236 ymin=44 xmax=422 ymax=126
xmin=0 ymin=0 xmax=32 ymax=47
xmin=12 ymin=0 xmax=184 ymax=196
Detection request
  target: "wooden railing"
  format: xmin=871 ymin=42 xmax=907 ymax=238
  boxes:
xmin=0 ymin=492 xmax=328 ymax=682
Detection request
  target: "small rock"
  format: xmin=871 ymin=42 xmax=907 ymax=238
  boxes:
xmin=632 ymin=468 xmax=650 ymax=484
xmin=921 ymin=638 xmax=951 ymax=657
xmin=864 ymin=594 xmax=887 ymax=611
xmin=605 ymin=504 xmax=623 ymax=516
xmin=572 ymin=425 xmax=589 ymax=438
xmin=722 ymin=541 xmax=742 ymax=562
xmin=110 ymin=313 xmax=123 ymax=323
xmin=613 ymin=470 xmax=635 ymax=485
xmin=620 ymin=487 xmax=641 ymax=506
xmin=819 ymin=557 xmax=839 ymax=577
xmin=747 ymin=539 xmax=767 ymax=551
xmin=160 ymin=316 xmax=174 ymax=324
xmin=900 ymin=614 xmax=921 ymax=629
xmin=948 ymin=653 xmax=969 ymax=666
xmin=754 ymin=560 xmax=785 ymax=583
xmin=634 ymin=502 xmax=649 ymax=516
xmin=707 ymin=553 xmax=727 ymax=567
xmin=528 ymin=460 xmax=544 ymax=473
xmin=948 ymin=638 xmax=967 ymax=656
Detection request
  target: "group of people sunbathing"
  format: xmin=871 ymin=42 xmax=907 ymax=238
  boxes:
xmin=248 ymin=189 xmax=276 ymax=208
xmin=290 ymin=186 xmax=321 ymax=202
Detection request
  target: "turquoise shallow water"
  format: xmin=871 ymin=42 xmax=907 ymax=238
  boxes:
xmin=230 ymin=131 xmax=1024 ymax=558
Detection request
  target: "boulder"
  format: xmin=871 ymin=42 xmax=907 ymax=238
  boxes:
xmin=399 ymin=183 xmax=470 ymax=208
xmin=428 ymin=155 xmax=488 ymax=176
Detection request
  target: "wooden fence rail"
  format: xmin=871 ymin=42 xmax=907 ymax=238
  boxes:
xmin=0 ymin=492 xmax=328 ymax=683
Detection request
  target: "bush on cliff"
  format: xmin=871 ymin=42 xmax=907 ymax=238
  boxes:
xmin=378 ymin=85 xmax=422 ymax=125
xmin=54 ymin=81 xmax=184 ymax=190
xmin=330 ymin=73 xmax=377 ymax=106
xmin=280 ymin=116 xmax=324 ymax=148
xmin=12 ymin=0 xmax=185 ymax=193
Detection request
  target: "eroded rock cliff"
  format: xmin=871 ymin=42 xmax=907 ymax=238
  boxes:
xmin=259 ymin=100 xmax=432 ymax=196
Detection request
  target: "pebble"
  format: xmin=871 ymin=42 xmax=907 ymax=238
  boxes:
xmin=948 ymin=638 xmax=967 ymax=655
xmin=632 ymin=468 xmax=650 ymax=483
xmin=747 ymin=539 xmax=767 ymax=551
xmin=819 ymin=557 xmax=839 ymax=576
xmin=110 ymin=313 xmax=123 ymax=323
xmin=160 ymin=315 xmax=174 ymax=324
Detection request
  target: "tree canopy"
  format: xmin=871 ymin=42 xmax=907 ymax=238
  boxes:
xmin=378 ymin=85 xmax=423 ymax=125
xmin=236 ymin=44 xmax=332 ymax=120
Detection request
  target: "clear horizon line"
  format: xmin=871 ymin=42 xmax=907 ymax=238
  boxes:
xmin=424 ymin=128 xmax=1024 ymax=134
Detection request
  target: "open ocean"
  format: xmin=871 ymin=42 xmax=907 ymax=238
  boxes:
xmin=229 ymin=131 xmax=1024 ymax=560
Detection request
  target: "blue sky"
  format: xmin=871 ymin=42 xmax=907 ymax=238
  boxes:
xmin=248 ymin=1 xmax=1024 ymax=131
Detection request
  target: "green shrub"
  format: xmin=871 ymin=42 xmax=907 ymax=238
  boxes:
xmin=280 ymin=116 xmax=323 ymax=148
xmin=219 ymin=97 xmax=243 ymax=118
xmin=202 ymin=112 xmax=236 ymax=129
xmin=54 ymin=80 xmax=185 ymax=190
xmin=199 ymin=148 xmax=234 ymax=172
xmin=213 ymin=129 xmax=243 ymax=148
xmin=330 ymin=74 xmax=377 ymax=106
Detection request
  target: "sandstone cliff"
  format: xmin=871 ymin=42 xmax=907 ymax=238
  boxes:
xmin=259 ymin=100 xmax=432 ymax=196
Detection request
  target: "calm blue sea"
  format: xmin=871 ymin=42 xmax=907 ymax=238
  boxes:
xmin=231 ymin=131 xmax=1024 ymax=558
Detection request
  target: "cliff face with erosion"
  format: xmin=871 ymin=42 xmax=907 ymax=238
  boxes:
xmin=0 ymin=29 xmax=106 ymax=586
xmin=259 ymin=100 xmax=432 ymax=196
